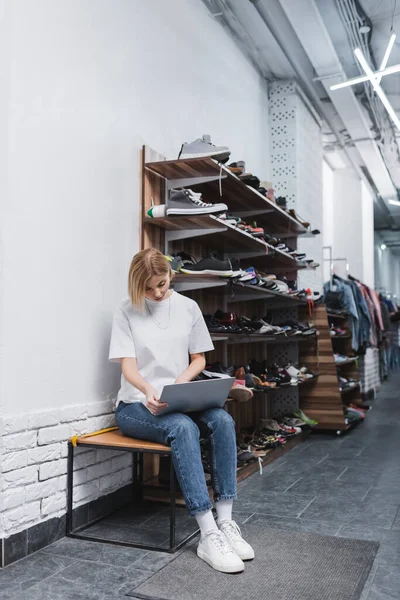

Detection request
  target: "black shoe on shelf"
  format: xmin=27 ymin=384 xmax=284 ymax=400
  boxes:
xmin=179 ymin=253 xmax=233 ymax=277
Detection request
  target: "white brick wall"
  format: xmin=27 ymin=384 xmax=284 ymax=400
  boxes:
xmin=0 ymin=400 xmax=133 ymax=538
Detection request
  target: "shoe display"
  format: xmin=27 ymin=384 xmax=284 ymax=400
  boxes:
xmin=228 ymin=161 xmax=245 ymax=175
xmin=166 ymin=188 xmax=227 ymax=216
xmin=165 ymin=254 xmax=183 ymax=273
xmin=147 ymin=204 xmax=166 ymax=218
xmin=180 ymin=254 xmax=233 ymax=276
xmin=237 ymin=447 xmax=257 ymax=466
xmin=179 ymin=134 xmax=230 ymax=162
xmin=197 ymin=530 xmax=244 ymax=573
xmin=293 ymin=409 xmax=318 ymax=426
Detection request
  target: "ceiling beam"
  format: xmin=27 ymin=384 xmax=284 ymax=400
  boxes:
xmin=277 ymin=0 xmax=397 ymax=203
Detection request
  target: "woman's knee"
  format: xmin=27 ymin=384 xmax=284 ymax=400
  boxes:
xmin=167 ymin=414 xmax=200 ymax=442
xmin=204 ymin=408 xmax=235 ymax=431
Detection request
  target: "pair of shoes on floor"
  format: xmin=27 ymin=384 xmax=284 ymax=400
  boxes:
xmin=197 ymin=520 xmax=254 ymax=573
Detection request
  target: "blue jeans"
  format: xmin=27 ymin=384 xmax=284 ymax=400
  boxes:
xmin=115 ymin=402 xmax=237 ymax=516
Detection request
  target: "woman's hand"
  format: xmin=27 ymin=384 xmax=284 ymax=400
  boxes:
xmin=145 ymin=385 xmax=167 ymax=415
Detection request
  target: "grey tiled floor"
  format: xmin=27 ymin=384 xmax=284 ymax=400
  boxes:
xmin=2 ymin=378 xmax=400 ymax=599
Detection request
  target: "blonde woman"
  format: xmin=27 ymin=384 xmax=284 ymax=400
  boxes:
xmin=109 ymin=248 xmax=254 ymax=573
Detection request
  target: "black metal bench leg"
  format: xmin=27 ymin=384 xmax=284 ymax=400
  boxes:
xmin=138 ymin=453 xmax=144 ymax=503
xmin=169 ymin=457 xmax=176 ymax=550
xmin=66 ymin=441 xmax=74 ymax=535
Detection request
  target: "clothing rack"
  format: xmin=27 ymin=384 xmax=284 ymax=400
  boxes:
xmin=322 ymin=246 xmax=349 ymax=289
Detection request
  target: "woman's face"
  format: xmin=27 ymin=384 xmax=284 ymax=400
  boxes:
xmin=145 ymin=273 xmax=171 ymax=302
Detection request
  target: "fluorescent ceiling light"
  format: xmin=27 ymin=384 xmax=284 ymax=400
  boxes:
xmin=388 ymin=199 xmax=400 ymax=206
xmin=377 ymin=33 xmax=396 ymax=83
xmin=330 ymin=63 xmax=400 ymax=90
xmin=354 ymin=47 xmax=400 ymax=132
xmin=381 ymin=244 xmax=387 ymax=250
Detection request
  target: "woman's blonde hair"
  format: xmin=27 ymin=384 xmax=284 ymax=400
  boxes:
xmin=128 ymin=248 xmax=173 ymax=310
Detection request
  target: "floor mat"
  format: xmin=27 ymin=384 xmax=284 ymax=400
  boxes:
xmin=127 ymin=524 xmax=379 ymax=600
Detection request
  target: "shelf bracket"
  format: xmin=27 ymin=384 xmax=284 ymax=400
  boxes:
xmin=234 ymin=209 xmax=275 ymax=218
xmin=166 ymin=174 xmax=227 ymax=190
xmin=165 ymin=226 xmax=227 ymax=243
xmin=173 ymin=280 xmax=227 ymax=292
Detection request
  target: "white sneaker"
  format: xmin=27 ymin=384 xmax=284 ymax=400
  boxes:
xmin=220 ymin=520 xmax=255 ymax=561
xmin=197 ymin=530 xmax=244 ymax=573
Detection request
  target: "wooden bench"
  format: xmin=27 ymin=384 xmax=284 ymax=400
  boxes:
xmin=66 ymin=428 xmax=199 ymax=553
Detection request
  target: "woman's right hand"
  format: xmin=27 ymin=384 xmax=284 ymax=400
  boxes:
xmin=145 ymin=385 xmax=167 ymax=415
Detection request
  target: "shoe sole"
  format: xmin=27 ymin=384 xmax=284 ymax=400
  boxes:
xmin=197 ymin=548 xmax=244 ymax=573
xmin=166 ymin=207 xmax=226 ymax=215
xmin=180 ymin=150 xmax=230 ymax=160
xmin=180 ymin=268 xmax=233 ymax=277
xmin=239 ymin=274 xmax=256 ymax=282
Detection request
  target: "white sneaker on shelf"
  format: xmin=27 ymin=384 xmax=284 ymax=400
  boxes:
xmin=220 ymin=520 xmax=255 ymax=561
xmin=197 ymin=530 xmax=245 ymax=573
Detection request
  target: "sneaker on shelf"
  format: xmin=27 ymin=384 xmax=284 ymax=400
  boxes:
xmin=179 ymin=253 xmax=233 ymax=277
xmin=147 ymin=204 xmax=166 ymax=218
xmin=287 ymin=209 xmax=310 ymax=228
xmin=274 ymin=280 xmax=290 ymax=294
xmin=276 ymin=196 xmax=287 ymax=209
xmin=334 ymin=354 xmax=348 ymax=363
xmin=165 ymin=254 xmax=183 ymax=273
xmin=239 ymin=267 xmax=257 ymax=282
xmin=218 ymin=213 xmax=240 ymax=226
xmin=228 ymin=161 xmax=245 ymax=175
xmin=197 ymin=530 xmax=245 ymax=573
xmin=214 ymin=310 xmax=237 ymax=326
xmin=203 ymin=315 xmax=230 ymax=333
xmin=293 ymin=408 xmax=318 ymax=426
xmin=179 ymin=134 xmax=230 ymax=162
xmin=220 ymin=520 xmax=255 ymax=561
xmin=205 ymin=362 xmax=235 ymax=377
xmin=228 ymin=257 xmax=244 ymax=278
xmin=239 ymin=174 xmax=260 ymax=189
xmin=283 ymin=416 xmax=307 ymax=428
xmin=166 ymin=188 xmax=227 ymax=216
xmin=237 ymin=447 xmax=257 ymax=466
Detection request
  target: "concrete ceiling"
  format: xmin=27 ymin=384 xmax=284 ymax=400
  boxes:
xmin=201 ymin=0 xmax=400 ymax=244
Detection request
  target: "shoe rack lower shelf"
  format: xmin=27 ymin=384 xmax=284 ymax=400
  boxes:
xmin=298 ymin=304 xmax=364 ymax=432
xmin=142 ymin=432 xmax=309 ymax=506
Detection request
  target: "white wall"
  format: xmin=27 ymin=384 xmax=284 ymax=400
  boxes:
xmin=322 ymin=160 xmax=334 ymax=283
xmin=361 ymin=181 xmax=375 ymax=288
xmin=0 ymin=0 xmax=270 ymax=416
xmin=374 ymin=232 xmax=400 ymax=299
xmin=321 ymin=165 xmax=375 ymax=286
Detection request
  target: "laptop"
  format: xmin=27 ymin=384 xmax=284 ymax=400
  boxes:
xmin=157 ymin=377 xmax=235 ymax=416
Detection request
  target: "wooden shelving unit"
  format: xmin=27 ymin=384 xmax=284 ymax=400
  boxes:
xmin=141 ymin=145 xmax=321 ymax=485
xmin=298 ymin=304 xmax=364 ymax=433
xmin=145 ymin=157 xmax=310 ymax=237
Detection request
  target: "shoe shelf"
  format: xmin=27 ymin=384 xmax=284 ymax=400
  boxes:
xmin=340 ymin=383 xmax=361 ymax=395
xmin=171 ymin=276 xmax=309 ymax=305
xmin=252 ymin=375 xmax=320 ymax=393
xmin=227 ymin=283 xmax=308 ymax=305
xmin=141 ymin=144 xmax=319 ymax=483
xmin=144 ymin=157 xmax=310 ymax=236
xmin=297 ymin=304 xmax=364 ymax=433
xmin=327 ymin=312 xmax=348 ymax=320
xmin=210 ymin=333 xmax=317 ymax=345
xmin=335 ymin=357 xmax=358 ymax=366
xmin=171 ymin=273 xmax=229 ymax=292
xmin=145 ymin=214 xmax=311 ymax=268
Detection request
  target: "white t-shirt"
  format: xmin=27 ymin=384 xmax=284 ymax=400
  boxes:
xmin=109 ymin=291 xmax=214 ymax=406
